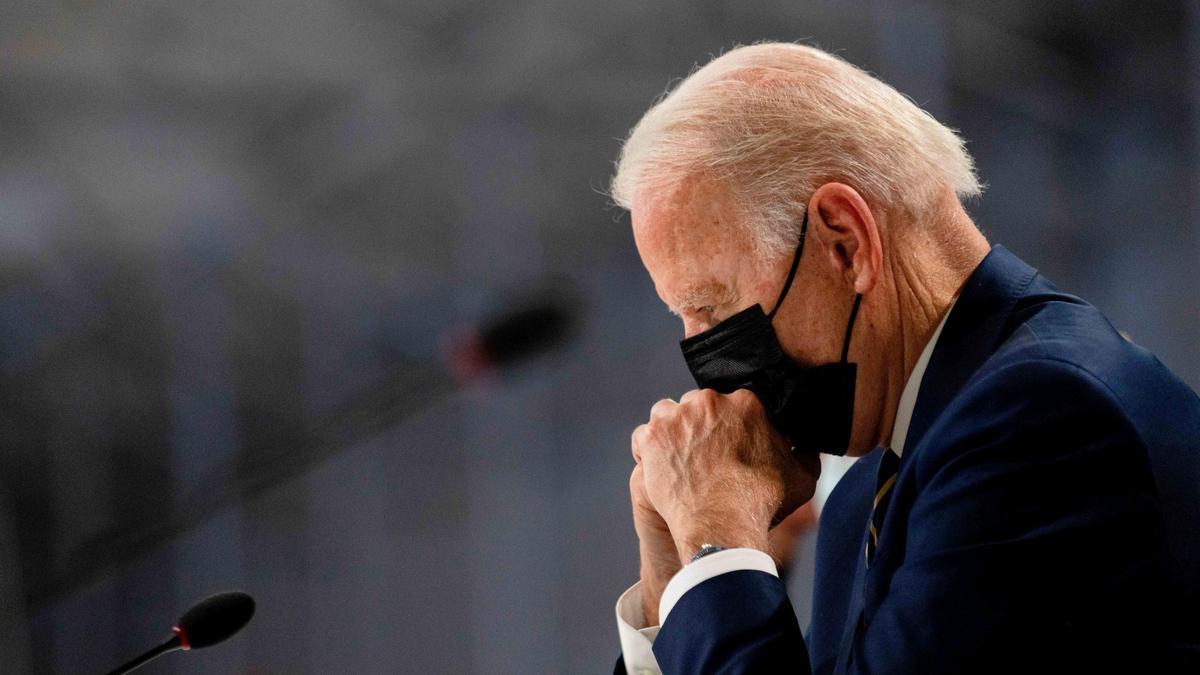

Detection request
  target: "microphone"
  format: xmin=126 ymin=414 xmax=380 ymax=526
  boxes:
xmin=105 ymin=591 xmax=255 ymax=675
xmin=442 ymin=286 xmax=580 ymax=382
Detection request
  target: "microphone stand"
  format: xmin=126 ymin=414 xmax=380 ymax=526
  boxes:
xmin=104 ymin=634 xmax=182 ymax=675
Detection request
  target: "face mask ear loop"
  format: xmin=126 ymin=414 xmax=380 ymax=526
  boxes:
xmin=840 ymin=293 xmax=864 ymax=363
xmin=767 ymin=211 xmax=809 ymax=321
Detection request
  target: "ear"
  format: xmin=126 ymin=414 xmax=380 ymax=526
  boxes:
xmin=807 ymin=183 xmax=883 ymax=295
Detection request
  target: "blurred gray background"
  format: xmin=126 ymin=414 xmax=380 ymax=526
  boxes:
xmin=1 ymin=1 xmax=1198 ymax=672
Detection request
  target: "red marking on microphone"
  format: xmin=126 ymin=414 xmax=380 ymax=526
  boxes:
xmin=173 ymin=625 xmax=192 ymax=650
xmin=440 ymin=329 xmax=494 ymax=383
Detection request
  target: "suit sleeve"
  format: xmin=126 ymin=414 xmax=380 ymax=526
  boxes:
xmin=847 ymin=358 xmax=1178 ymax=674
xmin=652 ymin=569 xmax=811 ymax=674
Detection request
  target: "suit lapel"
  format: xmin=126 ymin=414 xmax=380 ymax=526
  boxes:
xmin=830 ymin=451 xmax=880 ymax=674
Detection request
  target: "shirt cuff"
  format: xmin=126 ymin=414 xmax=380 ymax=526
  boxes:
xmin=613 ymin=548 xmax=777 ymax=675
xmin=658 ymin=547 xmax=778 ymax=626
xmin=615 ymin=582 xmax=661 ymax=674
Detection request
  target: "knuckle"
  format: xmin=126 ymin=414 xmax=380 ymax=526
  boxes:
xmin=631 ymin=424 xmax=646 ymax=458
xmin=693 ymin=388 xmax=719 ymax=411
xmin=731 ymin=388 xmax=758 ymax=408
xmin=650 ymin=397 xmax=676 ymax=418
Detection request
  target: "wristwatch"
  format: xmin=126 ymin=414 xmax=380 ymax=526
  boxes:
xmin=689 ymin=543 xmax=729 ymax=564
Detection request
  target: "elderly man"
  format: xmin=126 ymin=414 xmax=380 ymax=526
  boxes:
xmin=610 ymin=43 xmax=1200 ymax=674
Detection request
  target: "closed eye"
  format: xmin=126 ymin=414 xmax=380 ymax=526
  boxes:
xmin=668 ymin=284 xmax=739 ymax=321
xmin=667 ymin=304 xmax=716 ymax=318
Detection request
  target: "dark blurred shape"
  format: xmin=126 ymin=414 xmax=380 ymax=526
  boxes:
xmin=105 ymin=591 xmax=255 ymax=674
xmin=175 ymin=591 xmax=256 ymax=650
xmin=444 ymin=284 xmax=581 ymax=382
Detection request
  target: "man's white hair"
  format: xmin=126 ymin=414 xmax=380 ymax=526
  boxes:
xmin=611 ymin=42 xmax=982 ymax=260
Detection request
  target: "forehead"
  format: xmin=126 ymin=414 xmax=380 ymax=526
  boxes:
xmin=630 ymin=180 xmax=757 ymax=307
xmin=631 ymin=178 xmax=752 ymax=254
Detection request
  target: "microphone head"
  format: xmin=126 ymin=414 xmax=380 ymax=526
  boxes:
xmin=442 ymin=283 xmax=581 ymax=381
xmin=174 ymin=591 xmax=255 ymax=650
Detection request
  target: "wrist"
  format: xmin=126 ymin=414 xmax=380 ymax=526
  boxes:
xmin=639 ymin=549 xmax=680 ymax=588
xmin=674 ymin=526 xmax=769 ymax=565
xmin=637 ymin=537 xmax=680 ymax=626
xmin=638 ymin=562 xmax=673 ymax=626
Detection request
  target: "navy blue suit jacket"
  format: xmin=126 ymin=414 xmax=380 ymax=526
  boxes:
xmin=629 ymin=246 xmax=1200 ymax=674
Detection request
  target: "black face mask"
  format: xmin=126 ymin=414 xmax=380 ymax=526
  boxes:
xmin=679 ymin=212 xmax=862 ymax=456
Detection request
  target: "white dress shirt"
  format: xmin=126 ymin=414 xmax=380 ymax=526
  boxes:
xmin=615 ymin=302 xmax=956 ymax=674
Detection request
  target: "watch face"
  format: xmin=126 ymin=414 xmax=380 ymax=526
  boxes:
xmin=689 ymin=544 xmax=728 ymax=564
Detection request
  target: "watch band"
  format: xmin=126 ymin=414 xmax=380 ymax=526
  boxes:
xmin=689 ymin=543 xmax=729 ymax=564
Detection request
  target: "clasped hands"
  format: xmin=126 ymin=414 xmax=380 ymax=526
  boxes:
xmin=629 ymin=388 xmax=820 ymax=624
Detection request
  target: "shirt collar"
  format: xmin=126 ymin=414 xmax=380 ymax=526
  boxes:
xmin=888 ymin=298 xmax=957 ymax=458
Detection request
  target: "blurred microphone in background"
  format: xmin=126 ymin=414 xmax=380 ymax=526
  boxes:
xmin=48 ymin=281 xmax=583 ymax=617
xmin=442 ymin=282 xmax=580 ymax=383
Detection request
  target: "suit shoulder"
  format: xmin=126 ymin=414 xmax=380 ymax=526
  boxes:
xmin=962 ymin=353 xmax=1130 ymax=421
xmin=907 ymin=354 xmax=1146 ymax=491
xmin=988 ymin=295 xmax=1200 ymax=440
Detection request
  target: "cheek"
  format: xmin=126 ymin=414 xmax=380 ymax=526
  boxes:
xmin=774 ymin=323 xmax=816 ymax=366
xmin=775 ymin=307 xmax=840 ymax=366
xmin=748 ymin=257 xmax=795 ymax=307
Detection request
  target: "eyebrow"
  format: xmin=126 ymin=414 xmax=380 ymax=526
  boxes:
xmin=668 ymin=282 xmax=738 ymax=316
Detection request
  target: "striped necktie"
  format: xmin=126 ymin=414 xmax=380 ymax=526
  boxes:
xmin=866 ymin=448 xmax=901 ymax=565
